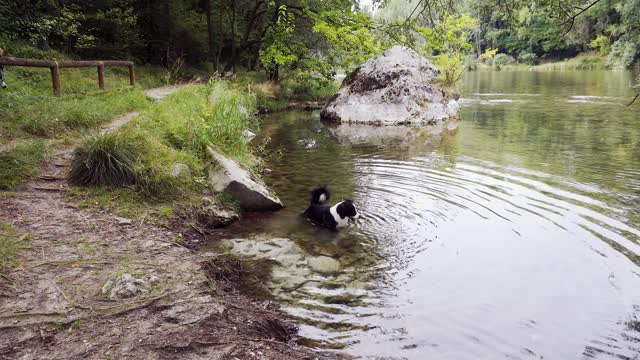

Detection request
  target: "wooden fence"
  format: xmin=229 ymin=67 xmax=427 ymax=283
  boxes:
xmin=0 ymin=57 xmax=135 ymax=96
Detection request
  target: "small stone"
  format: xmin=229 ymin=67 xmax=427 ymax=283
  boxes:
xmin=297 ymin=139 xmax=317 ymax=149
xmin=243 ymin=129 xmax=256 ymax=141
xmin=198 ymin=197 xmax=239 ymax=228
xmin=145 ymin=275 xmax=161 ymax=285
xmin=171 ymin=163 xmax=191 ymax=178
xmin=115 ymin=217 xmax=132 ymax=225
xmin=102 ymin=273 xmax=151 ymax=299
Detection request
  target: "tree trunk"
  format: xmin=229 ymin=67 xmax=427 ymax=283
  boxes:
xmin=271 ymin=64 xmax=279 ymax=84
xmin=230 ymin=0 xmax=237 ymax=73
xmin=205 ymin=0 xmax=215 ymax=69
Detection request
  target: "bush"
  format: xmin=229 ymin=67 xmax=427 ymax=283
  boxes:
xmin=70 ymin=133 xmax=139 ymax=187
xmin=608 ymin=39 xmax=638 ymax=68
xmin=518 ymin=52 xmax=538 ymax=65
xmin=589 ymin=34 xmax=611 ymax=56
xmin=280 ymin=70 xmax=339 ymax=101
xmin=479 ymin=48 xmax=498 ymax=64
xmin=0 ymin=39 xmax=66 ymax=60
xmin=493 ymin=53 xmax=515 ymax=67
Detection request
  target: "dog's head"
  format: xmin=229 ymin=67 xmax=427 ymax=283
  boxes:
xmin=337 ymin=200 xmax=360 ymax=221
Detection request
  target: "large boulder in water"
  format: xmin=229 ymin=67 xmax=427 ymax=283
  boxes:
xmin=207 ymin=147 xmax=283 ymax=212
xmin=321 ymin=46 xmax=459 ymax=125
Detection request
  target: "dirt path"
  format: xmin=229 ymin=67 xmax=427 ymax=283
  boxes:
xmin=0 ymin=86 xmax=325 ymax=360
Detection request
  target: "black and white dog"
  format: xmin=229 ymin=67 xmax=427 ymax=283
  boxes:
xmin=304 ymin=186 xmax=360 ymax=230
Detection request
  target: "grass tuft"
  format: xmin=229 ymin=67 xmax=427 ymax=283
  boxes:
xmin=0 ymin=223 xmax=31 ymax=270
xmin=0 ymin=140 xmax=48 ymax=189
xmin=70 ymin=134 xmax=139 ymax=187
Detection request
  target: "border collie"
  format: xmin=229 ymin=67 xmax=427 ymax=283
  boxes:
xmin=304 ymin=186 xmax=360 ymax=230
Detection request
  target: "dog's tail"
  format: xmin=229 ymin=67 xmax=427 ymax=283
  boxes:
xmin=310 ymin=186 xmax=330 ymax=205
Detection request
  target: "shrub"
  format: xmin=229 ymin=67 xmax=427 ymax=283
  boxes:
xmin=493 ymin=53 xmax=515 ymax=67
xmin=589 ymin=34 xmax=611 ymax=56
xmin=69 ymin=133 xmax=139 ymax=187
xmin=280 ymin=70 xmax=338 ymax=101
xmin=518 ymin=52 xmax=538 ymax=65
xmin=479 ymin=48 xmax=498 ymax=64
xmin=608 ymin=39 xmax=638 ymax=69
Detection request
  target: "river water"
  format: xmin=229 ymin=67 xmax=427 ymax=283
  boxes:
xmin=216 ymin=70 xmax=640 ymax=359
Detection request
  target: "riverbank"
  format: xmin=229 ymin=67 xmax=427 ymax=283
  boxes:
xmin=0 ymin=78 xmax=331 ymax=358
xmin=475 ymin=53 xmax=611 ymax=71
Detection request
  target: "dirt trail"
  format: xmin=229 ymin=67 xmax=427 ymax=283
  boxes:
xmin=0 ymin=86 xmax=324 ymax=360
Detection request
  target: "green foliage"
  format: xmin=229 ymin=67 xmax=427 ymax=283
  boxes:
xmin=70 ymin=133 xmax=139 ymax=187
xmin=518 ymin=51 xmax=538 ymax=65
xmin=280 ymin=71 xmax=339 ymax=101
xmin=589 ymin=34 xmax=611 ymax=56
xmin=480 ymin=48 xmax=498 ymax=64
xmin=607 ymin=0 xmax=640 ymax=68
xmin=189 ymin=80 xmax=258 ymax=161
xmin=493 ymin=53 xmax=514 ymax=67
xmin=259 ymin=5 xmax=304 ymax=81
xmin=416 ymin=15 xmax=478 ymax=86
xmin=312 ymin=9 xmax=387 ymax=71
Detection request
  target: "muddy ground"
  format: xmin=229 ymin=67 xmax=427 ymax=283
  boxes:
xmin=0 ymin=87 xmax=332 ymax=360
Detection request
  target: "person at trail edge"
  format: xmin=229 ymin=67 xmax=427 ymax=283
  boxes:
xmin=0 ymin=47 xmax=7 ymax=89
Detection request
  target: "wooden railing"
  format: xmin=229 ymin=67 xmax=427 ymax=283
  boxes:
xmin=0 ymin=57 xmax=135 ymax=96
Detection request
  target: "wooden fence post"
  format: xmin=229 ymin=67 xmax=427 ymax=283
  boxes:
xmin=128 ymin=64 xmax=135 ymax=87
xmin=98 ymin=63 xmax=105 ymax=90
xmin=50 ymin=65 xmax=61 ymax=96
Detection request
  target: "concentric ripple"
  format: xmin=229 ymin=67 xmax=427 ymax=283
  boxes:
xmin=214 ymin=70 xmax=640 ymax=359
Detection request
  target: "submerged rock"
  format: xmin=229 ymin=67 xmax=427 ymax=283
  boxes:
xmin=308 ymin=256 xmax=341 ymax=274
xmin=297 ymin=138 xmax=317 ymax=149
xmin=207 ymin=147 xmax=283 ymax=212
xmin=321 ymin=45 xmax=459 ymax=125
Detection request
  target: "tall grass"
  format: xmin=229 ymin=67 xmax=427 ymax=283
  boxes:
xmin=475 ymin=53 xmax=610 ymax=71
xmin=73 ymin=80 xmax=261 ymax=199
xmin=0 ymin=140 xmax=48 ymax=189
xmin=532 ymin=54 xmax=609 ymax=71
xmin=191 ymin=81 xmax=258 ymax=160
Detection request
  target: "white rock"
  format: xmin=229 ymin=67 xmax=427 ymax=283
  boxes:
xmin=207 ymin=147 xmax=282 ymax=212
xmin=243 ymin=129 xmax=256 ymax=141
xmin=102 ymin=273 xmax=159 ymax=300
xmin=115 ymin=217 xmax=132 ymax=225
xmin=307 ymin=256 xmax=341 ymax=274
xmin=321 ymin=45 xmax=460 ymax=126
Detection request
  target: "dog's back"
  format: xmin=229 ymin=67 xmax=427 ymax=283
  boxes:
xmin=304 ymin=186 xmax=336 ymax=228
